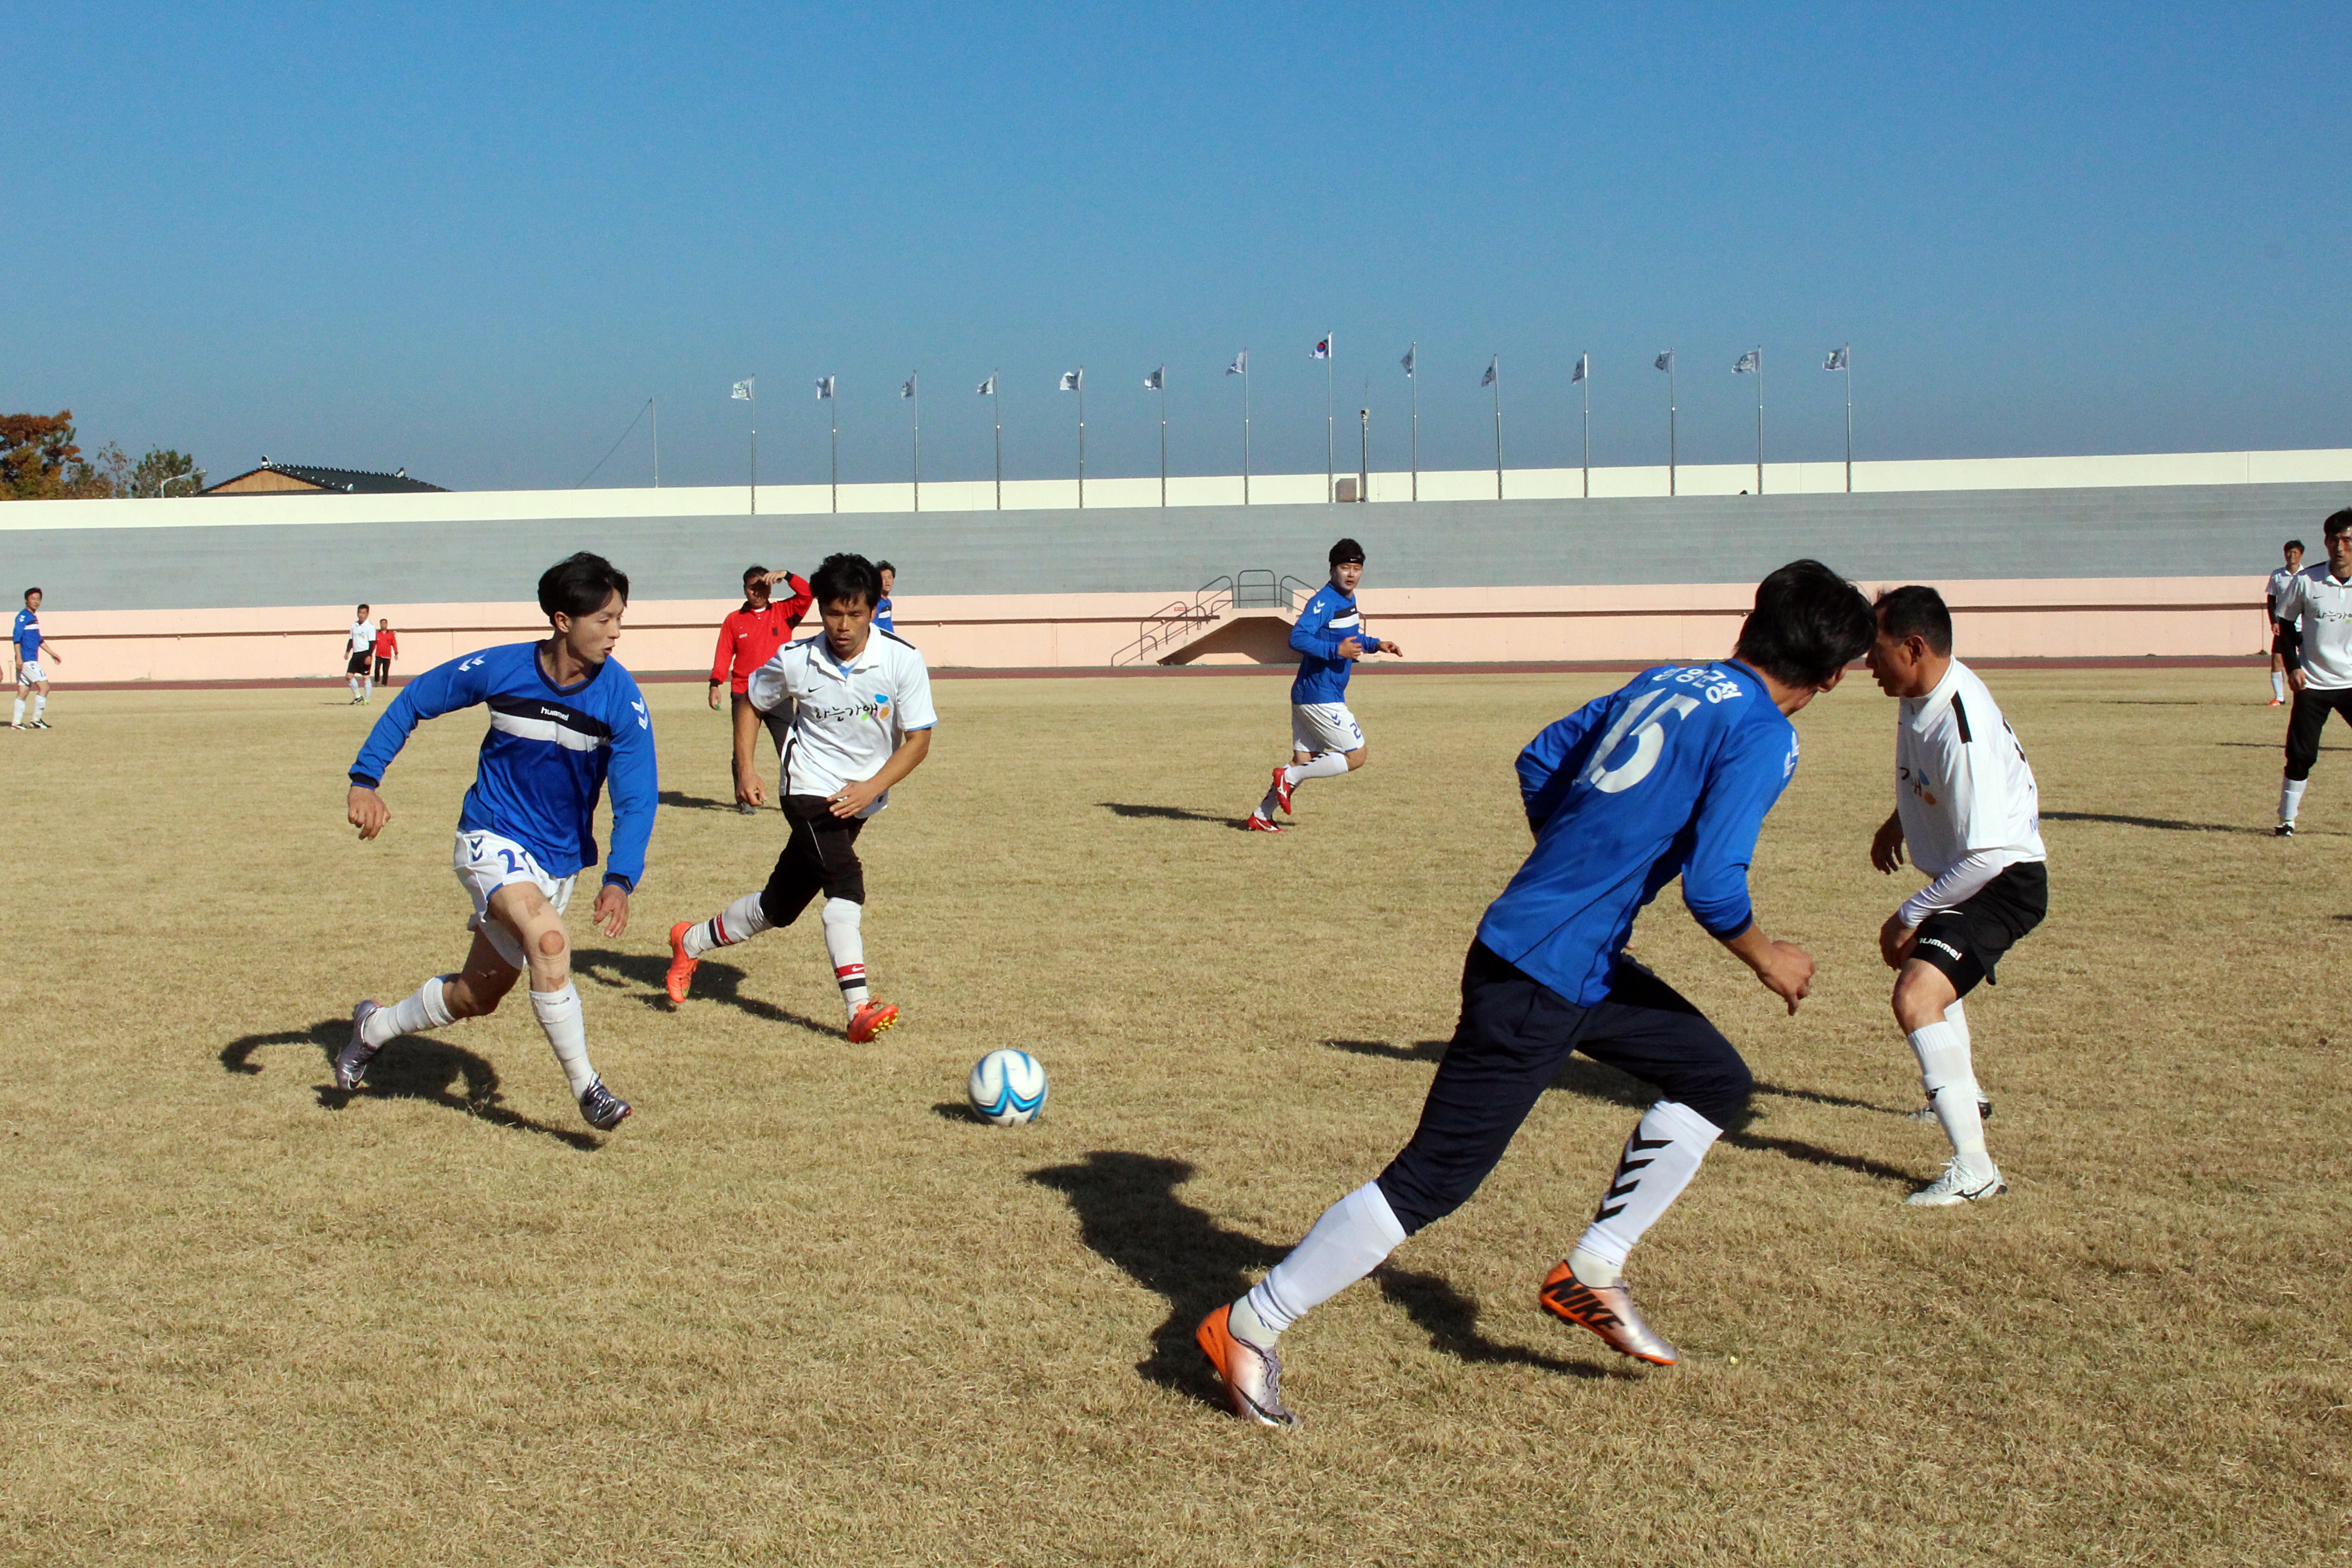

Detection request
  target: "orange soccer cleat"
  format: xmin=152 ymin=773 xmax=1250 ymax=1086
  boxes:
xmin=664 ymin=921 xmax=699 ymax=1005
xmin=1196 ymin=1303 xmax=1298 ymax=1427
xmin=1539 ymin=1260 xmax=1678 ymax=1366
xmin=848 ymin=1000 xmax=900 ymax=1043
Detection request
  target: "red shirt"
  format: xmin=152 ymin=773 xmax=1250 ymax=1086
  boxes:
xmin=710 ymin=575 xmax=813 ymax=693
xmin=373 ymin=631 xmax=398 ymax=659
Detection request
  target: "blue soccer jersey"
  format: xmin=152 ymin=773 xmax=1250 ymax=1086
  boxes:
xmin=349 ymin=642 xmax=659 ymax=888
xmin=1475 ymin=661 xmax=1801 ymax=1006
xmin=1289 ymin=583 xmax=1375 ymax=704
xmin=873 ymin=595 xmax=894 ymax=633
xmin=13 ymin=608 xmax=42 ymax=661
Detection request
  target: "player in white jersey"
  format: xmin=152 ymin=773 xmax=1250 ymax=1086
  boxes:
xmin=666 ymin=553 xmax=936 ymax=1042
xmin=2266 ymin=539 xmax=2305 ymax=706
xmin=2273 ymin=510 xmax=2352 ymax=837
xmin=1863 ymin=586 xmax=2048 ymax=1206
xmin=345 ymin=603 xmax=377 ymax=704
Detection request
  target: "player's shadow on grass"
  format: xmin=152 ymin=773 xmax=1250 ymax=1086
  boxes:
xmin=570 ymin=947 xmax=843 ymax=1037
xmin=219 ymin=1021 xmax=601 ymax=1151
xmin=659 ymin=789 xmax=755 ymax=813
xmin=1097 ymin=802 xmax=1253 ymax=830
xmin=2042 ymin=808 xmax=2273 ymax=835
xmin=1027 ymin=1150 xmax=1604 ymax=1407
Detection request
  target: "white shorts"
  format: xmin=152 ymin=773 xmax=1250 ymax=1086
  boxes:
xmin=1292 ymin=702 xmax=1365 ymax=756
xmin=453 ymin=829 xmax=574 ymax=970
xmin=16 ymin=661 xmax=44 ymax=686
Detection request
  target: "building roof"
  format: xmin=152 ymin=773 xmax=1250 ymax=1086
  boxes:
xmin=201 ymin=461 xmax=447 ymax=495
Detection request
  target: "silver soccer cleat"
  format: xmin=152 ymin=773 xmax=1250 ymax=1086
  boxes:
xmin=1196 ymin=1304 xmax=1299 ymax=1427
xmin=1539 ymin=1263 xmax=1678 ymax=1366
xmin=1906 ymin=1158 xmax=2007 ymax=1206
xmin=334 ymin=1000 xmax=382 ymax=1090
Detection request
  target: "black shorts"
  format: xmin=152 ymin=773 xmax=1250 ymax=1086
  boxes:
xmin=347 ymin=651 xmax=372 ymax=676
xmin=2274 ymin=623 xmax=2301 ymax=659
xmin=1911 ymin=862 xmax=2048 ymax=999
xmin=2283 ymin=686 xmax=2352 ymax=780
xmin=1372 ymin=941 xmax=1754 ymax=1235
xmin=758 ymin=795 xmax=868 ymax=926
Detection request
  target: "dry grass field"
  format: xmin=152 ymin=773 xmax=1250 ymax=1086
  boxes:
xmin=1 ymin=662 xmax=2347 ymax=1566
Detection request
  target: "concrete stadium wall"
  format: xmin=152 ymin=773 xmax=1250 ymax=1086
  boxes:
xmin=1 ymin=461 xmax=2341 ymax=679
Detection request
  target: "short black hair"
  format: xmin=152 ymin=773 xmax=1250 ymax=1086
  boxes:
xmin=1874 ymin=584 xmax=1954 ymax=656
xmin=811 ymin=552 xmax=881 ymax=609
xmin=876 ymin=560 xmax=896 ymax=576
xmin=357 ymin=603 xmax=369 ymax=613
xmin=1329 ymin=537 xmax=1365 ymax=566
xmin=2287 ymin=539 xmax=2306 ymax=554
xmin=23 ymin=588 xmax=39 ymax=602
xmin=1731 ymin=559 xmax=1874 ymax=688
xmin=2326 ymin=510 xmax=2352 ymax=541
xmin=538 ymin=552 xmax=630 ymax=621
xmin=743 ymin=563 xmax=769 ymax=584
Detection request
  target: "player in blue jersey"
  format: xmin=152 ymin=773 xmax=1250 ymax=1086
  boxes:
xmin=335 ymin=553 xmax=657 ymax=1132
xmin=873 ymin=561 xmax=896 ymax=633
xmin=1197 ymin=560 xmax=1876 ymax=1425
xmin=1247 ymin=538 xmax=1399 ymax=831
xmin=13 ymin=588 xmax=63 ymax=730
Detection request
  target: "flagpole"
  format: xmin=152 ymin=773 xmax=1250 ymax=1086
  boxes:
xmin=1408 ymin=342 xmax=1419 ymax=501
xmin=1325 ymin=333 xmax=1335 ymax=503
xmin=993 ymin=371 xmax=1003 ymax=510
xmin=1669 ymin=354 xmax=1678 ymax=498
xmin=829 ymin=388 xmax=838 ymax=514
xmin=1158 ymin=371 xmax=1167 ymax=507
xmin=1243 ymin=354 xmax=1251 ymax=506
xmin=1580 ymin=359 xmax=1590 ymax=499
xmin=749 ymin=381 xmax=757 ymax=518
xmin=1078 ymin=368 xmax=1087 ymax=510
xmin=1358 ymin=388 xmax=1369 ymax=504
xmin=651 ymin=397 xmax=660 ymax=488
xmin=911 ymin=372 xmax=921 ymax=513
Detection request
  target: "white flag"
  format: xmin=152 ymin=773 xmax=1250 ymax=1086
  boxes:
xmin=1226 ymin=350 xmax=1248 ymax=376
xmin=1310 ymin=333 xmax=1332 ymax=360
xmin=814 ymin=376 xmax=834 ymax=399
xmin=1824 ymin=345 xmax=1849 ymax=371
xmin=977 ymin=372 xmax=996 ymax=396
xmin=731 ymin=378 xmax=755 ymax=401
xmin=901 ymin=374 xmax=917 ymax=398
xmin=1143 ymin=367 xmax=1163 ymax=391
xmin=1059 ymin=369 xmax=1083 ymax=392
xmin=1735 ymin=349 xmax=1759 ymax=374
xmin=1400 ymin=345 xmax=1416 ymax=376
xmin=1481 ymin=356 xmax=1497 ymax=387
xmin=1571 ymin=354 xmax=1588 ymax=384
xmin=1655 ymin=350 xmax=1674 ymax=373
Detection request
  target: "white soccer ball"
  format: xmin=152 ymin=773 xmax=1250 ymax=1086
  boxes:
xmin=968 ymin=1049 xmax=1049 ymax=1126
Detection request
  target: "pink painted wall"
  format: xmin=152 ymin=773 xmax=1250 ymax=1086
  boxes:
xmin=17 ymin=578 xmax=2265 ymax=684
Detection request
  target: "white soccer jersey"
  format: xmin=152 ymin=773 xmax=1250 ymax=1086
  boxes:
xmin=2275 ymin=565 xmax=2352 ymax=691
xmin=2268 ymin=565 xmax=2300 ymax=619
xmin=348 ymin=619 xmax=377 ymax=652
xmin=747 ymin=629 xmax=937 ymax=815
xmin=1895 ymin=659 xmax=2045 ymax=923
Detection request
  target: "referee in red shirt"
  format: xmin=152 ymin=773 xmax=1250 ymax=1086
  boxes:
xmin=711 ymin=565 xmax=813 ymax=813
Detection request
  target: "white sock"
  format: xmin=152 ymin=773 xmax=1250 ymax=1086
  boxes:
xmin=1571 ymin=1100 xmax=1723 ymax=1274
xmin=364 ymin=975 xmax=456 ymax=1047
xmin=1910 ymin=1019 xmax=1992 ymax=1177
xmin=362 ymin=675 xmax=374 ymax=700
xmin=2282 ymin=777 xmax=2307 ymax=824
xmin=1944 ymin=999 xmax=1982 ymax=1102
xmin=31 ymin=694 xmax=44 ymax=722
xmin=349 ymin=677 xmax=360 ymax=699
xmin=684 ymin=892 xmax=769 ymax=957
xmin=531 ymin=984 xmax=597 ymax=1097
xmin=10 ymin=696 xmax=20 ymax=725
xmin=1284 ymin=753 xmax=1351 ymax=787
xmin=2274 ymin=670 xmax=2288 ymax=701
xmin=1241 ymin=1181 xmax=1407 ymax=1340
xmin=822 ymin=898 xmax=869 ymax=1013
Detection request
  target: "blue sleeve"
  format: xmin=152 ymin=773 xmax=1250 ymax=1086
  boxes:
xmin=600 ymin=675 xmax=658 ymax=890
xmin=1680 ymin=713 xmax=1794 ymax=938
xmin=348 ymin=652 xmax=493 ymax=787
xmin=1288 ymin=592 xmax=1349 ymax=660
xmin=1516 ymin=695 xmax=1613 ymax=831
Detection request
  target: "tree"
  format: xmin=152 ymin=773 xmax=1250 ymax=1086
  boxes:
xmin=0 ymin=412 xmax=205 ymax=499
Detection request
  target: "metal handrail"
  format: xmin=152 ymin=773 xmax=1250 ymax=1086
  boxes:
xmin=1109 ymin=575 xmax=1237 ymax=666
xmin=1278 ymin=574 xmax=1316 ymax=610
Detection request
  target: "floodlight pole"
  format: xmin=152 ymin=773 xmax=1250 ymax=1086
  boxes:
xmin=1157 ymin=371 xmax=1168 ymax=507
xmin=1358 ymin=398 xmax=1370 ymax=502
xmin=911 ymin=372 xmax=921 ymax=512
xmin=1491 ymin=356 xmax=1504 ymax=500
xmin=1580 ymin=361 xmax=1591 ymax=499
xmin=1078 ymin=368 xmax=1087 ymax=510
xmin=1408 ymin=341 xmax=1419 ymax=501
xmin=651 ymin=397 xmax=660 ymax=488
xmin=1843 ymin=346 xmax=1854 ymax=493
xmin=1325 ymin=334 xmax=1335 ymax=502
xmin=992 ymin=371 xmax=1003 ymax=510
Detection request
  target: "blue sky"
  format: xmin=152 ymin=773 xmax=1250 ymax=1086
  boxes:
xmin=8 ymin=3 xmax=2347 ymax=491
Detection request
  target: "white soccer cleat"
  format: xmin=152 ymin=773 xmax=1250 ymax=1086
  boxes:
xmin=1906 ymin=1158 xmax=2006 ymax=1206
xmin=335 ymin=1001 xmax=382 ymax=1090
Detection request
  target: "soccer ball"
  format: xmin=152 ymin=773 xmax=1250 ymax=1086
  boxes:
xmin=967 ymin=1049 xmax=1048 ymax=1126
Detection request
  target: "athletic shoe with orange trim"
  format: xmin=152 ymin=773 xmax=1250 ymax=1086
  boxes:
xmin=1196 ymin=1303 xmax=1298 ymax=1427
xmin=664 ymin=920 xmax=699 ymax=1004
xmin=1270 ymin=764 xmax=1296 ymax=816
xmin=1538 ymin=1261 xmax=1678 ymax=1366
xmin=848 ymin=1000 xmax=900 ymax=1043
xmin=1246 ymin=813 xmax=1287 ymax=833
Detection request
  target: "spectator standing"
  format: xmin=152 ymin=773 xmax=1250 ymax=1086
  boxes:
xmin=373 ymin=618 xmax=399 ymax=689
xmin=711 ymin=565 xmax=814 ymax=813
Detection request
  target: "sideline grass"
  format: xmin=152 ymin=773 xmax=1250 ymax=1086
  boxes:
xmin=0 ymin=667 xmax=2345 ymax=1566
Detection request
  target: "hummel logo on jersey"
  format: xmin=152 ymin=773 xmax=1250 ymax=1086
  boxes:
xmin=538 ymin=706 xmax=569 ymax=720
xmin=631 ymin=699 xmax=648 ymax=729
xmin=459 ymin=655 xmax=487 ymax=672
